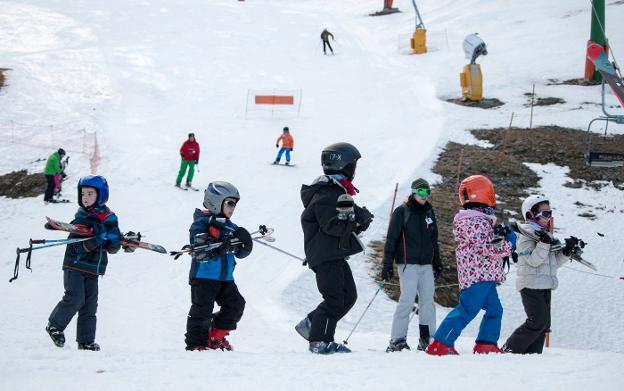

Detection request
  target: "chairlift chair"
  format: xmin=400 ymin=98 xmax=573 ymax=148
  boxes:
xmin=584 ymin=41 xmax=624 ymax=167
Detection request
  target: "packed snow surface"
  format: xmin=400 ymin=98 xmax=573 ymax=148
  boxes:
xmin=1 ymin=1 xmax=623 ymax=390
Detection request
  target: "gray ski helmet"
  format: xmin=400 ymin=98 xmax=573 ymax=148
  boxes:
xmin=321 ymin=142 xmax=361 ymax=180
xmin=203 ymin=181 xmax=240 ymax=214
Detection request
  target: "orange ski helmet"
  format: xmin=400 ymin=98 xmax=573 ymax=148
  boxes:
xmin=458 ymin=175 xmax=496 ymax=207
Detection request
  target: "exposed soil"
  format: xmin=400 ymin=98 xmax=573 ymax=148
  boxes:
xmin=0 ymin=170 xmax=47 ymax=198
xmin=547 ymin=78 xmax=601 ymax=86
xmin=0 ymin=68 xmax=7 ymax=91
xmin=369 ymin=125 xmax=624 ymax=308
xmin=523 ymin=93 xmax=566 ymax=107
xmin=446 ymin=98 xmax=505 ymax=109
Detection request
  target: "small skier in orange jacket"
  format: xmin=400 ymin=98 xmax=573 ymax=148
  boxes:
xmin=273 ymin=127 xmax=294 ymax=165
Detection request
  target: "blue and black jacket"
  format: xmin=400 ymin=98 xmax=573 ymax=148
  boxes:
xmin=188 ymin=209 xmax=247 ymax=282
xmin=62 ymin=206 xmax=121 ymax=276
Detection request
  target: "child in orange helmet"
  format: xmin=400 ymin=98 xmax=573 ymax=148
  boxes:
xmin=273 ymin=127 xmax=294 ymax=165
xmin=425 ymin=175 xmax=512 ymax=356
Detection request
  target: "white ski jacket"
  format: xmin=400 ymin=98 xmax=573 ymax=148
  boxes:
xmin=515 ymin=222 xmax=569 ymax=291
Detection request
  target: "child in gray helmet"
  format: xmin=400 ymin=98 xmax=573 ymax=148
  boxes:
xmin=184 ymin=181 xmax=253 ymax=351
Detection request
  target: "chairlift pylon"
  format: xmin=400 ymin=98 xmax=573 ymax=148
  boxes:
xmin=584 ymin=41 xmax=624 ymax=167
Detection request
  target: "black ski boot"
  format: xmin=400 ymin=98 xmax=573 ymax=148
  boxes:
xmin=78 ymin=342 xmax=101 ymax=351
xmin=386 ymin=338 xmax=410 ymax=352
xmin=417 ymin=325 xmax=430 ymax=351
xmin=295 ymin=317 xmax=311 ymax=341
xmin=309 ymin=341 xmax=351 ymax=354
xmin=46 ymin=324 xmax=65 ymax=347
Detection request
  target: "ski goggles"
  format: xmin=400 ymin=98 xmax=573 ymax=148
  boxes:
xmin=412 ymin=188 xmax=431 ymax=198
xmin=535 ymin=210 xmax=552 ymax=219
xmin=224 ymin=199 xmax=238 ymax=208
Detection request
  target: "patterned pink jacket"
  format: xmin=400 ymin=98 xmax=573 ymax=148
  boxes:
xmin=453 ymin=209 xmax=511 ymax=290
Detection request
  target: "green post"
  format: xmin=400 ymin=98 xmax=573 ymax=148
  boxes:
xmin=590 ymin=0 xmax=606 ymax=81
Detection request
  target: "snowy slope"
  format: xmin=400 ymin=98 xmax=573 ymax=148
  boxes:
xmin=1 ymin=1 xmax=623 ymax=390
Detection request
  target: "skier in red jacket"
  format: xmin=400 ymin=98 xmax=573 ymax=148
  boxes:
xmin=176 ymin=133 xmax=201 ymax=189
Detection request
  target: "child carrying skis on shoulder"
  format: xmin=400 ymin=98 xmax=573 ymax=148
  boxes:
xmin=46 ymin=175 xmax=122 ymax=351
xmin=502 ymin=195 xmax=576 ymax=354
xmin=185 ymin=181 xmax=253 ymax=351
xmin=426 ymin=175 xmax=511 ymax=355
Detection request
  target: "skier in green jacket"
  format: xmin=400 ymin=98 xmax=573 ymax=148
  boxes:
xmin=44 ymin=148 xmax=65 ymax=203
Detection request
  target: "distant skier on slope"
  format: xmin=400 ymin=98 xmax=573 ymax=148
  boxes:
xmin=425 ymin=175 xmax=512 ymax=355
xmin=176 ymin=133 xmax=200 ymax=190
xmin=321 ymin=29 xmax=335 ymax=55
xmin=45 ymin=175 xmax=123 ymax=351
xmin=273 ymin=126 xmax=294 ymax=165
xmin=295 ymin=143 xmax=374 ymax=354
xmin=382 ymin=178 xmax=442 ymax=353
xmin=502 ymin=195 xmax=579 ymax=354
xmin=43 ymin=148 xmax=66 ymax=204
xmin=184 ymin=181 xmax=253 ymax=351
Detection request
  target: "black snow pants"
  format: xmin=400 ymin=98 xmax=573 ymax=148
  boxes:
xmin=44 ymin=174 xmax=55 ymax=202
xmin=185 ymin=279 xmax=246 ymax=349
xmin=48 ymin=270 xmax=99 ymax=343
xmin=323 ymin=40 xmax=334 ymax=54
xmin=504 ymin=288 xmax=551 ymax=354
xmin=307 ymin=259 xmax=357 ymax=343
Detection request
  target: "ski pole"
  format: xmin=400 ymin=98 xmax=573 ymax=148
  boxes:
xmin=343 ymin=282 xmax=384 ymax=345
xmin=252 ymin=239 xmax=306 ymax=263
xmin=10 ymin=237 xmax=91 ymax=283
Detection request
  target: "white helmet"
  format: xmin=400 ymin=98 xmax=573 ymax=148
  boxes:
xmin=203 ymin=181 xmax=240 ymax=214
xmin=521 ymin=195 xmax=549 ymax=221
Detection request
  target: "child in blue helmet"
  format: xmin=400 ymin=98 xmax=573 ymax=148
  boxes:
xmin=45 ymin=175 xmax=122 ymax=351
xmin=185 ymin=181 xmax=253 ymax=351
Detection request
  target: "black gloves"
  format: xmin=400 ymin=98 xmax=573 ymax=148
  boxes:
xmin=356 ymin=207 xmax=374 ymax=232
xmin=563 ymin=236 xmax=580 ymax=256
xmin=494 ymin=224 xmax=510 ymax=237
xmin=381 ymin=264 xmax=394 ymax=281
xmin=535 ymin=230 xmax=554 ymax=245
xmin=234 ymin=227 xmax=253 ymax=259
xmin=195 ymin=160 xmax=199 ymax=165
xmin=122 ymin=231 xmax=139 ymax=253
xmin=217 ymin=233 xmax=233 ymax=255
xmin=275 ymin=144 xmax=279 ymax=148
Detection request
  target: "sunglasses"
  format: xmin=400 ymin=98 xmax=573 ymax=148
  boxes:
xmin=412 ymin=188 xmax=431 ymax=198
xmin=225 ymin=199 xmax=238 ymax=207
xmin=535 ymin=210 xmax=552 ymax=219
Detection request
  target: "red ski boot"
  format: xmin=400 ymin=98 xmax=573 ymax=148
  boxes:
xmin=425 ymin=339 xmax=459 ymax=356
xmin=473 ymin=342 xmax=502 ymax=354
xmin=208 ymin=328 xmax=233 ymax=351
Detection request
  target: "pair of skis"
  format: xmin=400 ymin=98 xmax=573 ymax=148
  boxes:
xmin=45 ymin=217 xmax=167 ymax=253
xmin=9 ymin=217 xmax=168 ymax=282
xmin=508 ymin=222 xmax=597 ymax=271
xmin=169 ymin=225 xmax=275 ymax=260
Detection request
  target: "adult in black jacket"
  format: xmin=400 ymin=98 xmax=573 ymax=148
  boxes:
xmin=382 ymin=178 xmax=442 ymax=352
xmin=295 ymin=143 xmax=373 ymax=354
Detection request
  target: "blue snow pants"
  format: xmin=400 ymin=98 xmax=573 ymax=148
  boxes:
xmin=433 ymin=281 xmax=503 ymax=346
xmin=275 ymin=148 xmax=291 ymax=162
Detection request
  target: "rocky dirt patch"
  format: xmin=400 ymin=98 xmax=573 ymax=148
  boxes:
xmin=0 ymin=170 xmax=47 ymax=198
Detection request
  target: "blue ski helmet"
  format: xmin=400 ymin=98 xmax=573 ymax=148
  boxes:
xmin=78 ymin=175 xmax=109 ymax=208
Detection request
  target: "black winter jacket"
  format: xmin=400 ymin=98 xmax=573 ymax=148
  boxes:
xmin=383 ymin=196 xmax=441 ymax=270
xmin=300 ymin=176 xmax=372 ymax=268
